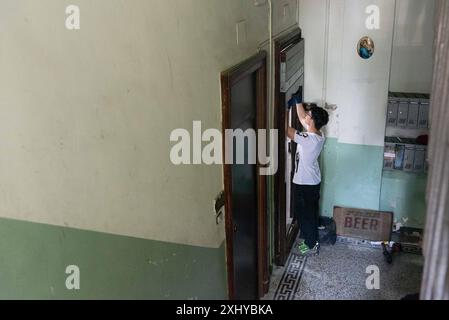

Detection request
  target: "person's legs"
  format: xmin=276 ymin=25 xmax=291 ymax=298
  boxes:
xmin=311 ymin=183 xmax=321 ymax=247
xmin=301 ymin=184 xmax=321 ymax=249
xmin=295 ymin=184 xmax=314 ymax=248
xmin=293 ymin=183 xmax=305 ymax=231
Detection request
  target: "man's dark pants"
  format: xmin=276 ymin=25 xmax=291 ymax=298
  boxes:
xmin=293 ymin=183 xmax=321 ymax=249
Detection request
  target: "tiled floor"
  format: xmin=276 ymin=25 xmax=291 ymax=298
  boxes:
xmin=263 ymin=238 xmax=423 ymax=300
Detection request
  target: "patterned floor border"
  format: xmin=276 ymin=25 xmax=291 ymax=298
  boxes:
xmin=273 ymin=249 xmax=308 ymax=300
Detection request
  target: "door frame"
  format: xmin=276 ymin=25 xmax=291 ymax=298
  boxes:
xmin=220 ymin=51 xmax=268 ymax=300
xmin=421 ymin=0 xmax=449 ymax=300
xmin=273 ymin=28 xmax=303 ymax=266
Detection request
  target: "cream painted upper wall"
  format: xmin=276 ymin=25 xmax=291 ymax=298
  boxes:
xmin=299 ymin=0 xmax=435 ymax=145
xmin=300 ymin=0 xmax=395 ymax=146
xmin=329 ymin=0 xmax=395 ymax=146
xmin=0 ymin=0 xmax=297 ymax=248
xmin=390 ymin=0 xmax=435 ymax=93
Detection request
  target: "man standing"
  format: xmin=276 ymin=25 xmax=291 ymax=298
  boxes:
xmin=286 ymin=93 xmax=329 ymax=256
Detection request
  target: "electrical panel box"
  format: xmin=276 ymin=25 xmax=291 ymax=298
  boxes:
xmin=383 ymin=92 xmax=429 ymax=176
xmin=397 ymin=102 xmax=409 ymax=127
xmin=280 ymin=40 xmax=304 ymax=93
xmin=386 ymin=92 xmax=430 ymax=129
xmin=418 ymin=95 xmax=430 ymax=129
xmin=387 ymin=100 xmax=398 ymax=127
xmin=384 ymin=137 xmax=427 ymax=175
xmin=407 ymin=101 xmax=419 ymax=128
xmin=383 ymin=142 xmax=396 ymax=170
xmin=403 ymin=145 xmax=416 ymax=172
xmin=394 ymin=144 xmax=405 ymax=170
xmin=413 ymin=147 xmax=426 ymax=173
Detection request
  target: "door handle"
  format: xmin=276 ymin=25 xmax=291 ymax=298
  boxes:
xmin=234 ymin=224 xmax=238 ymax=233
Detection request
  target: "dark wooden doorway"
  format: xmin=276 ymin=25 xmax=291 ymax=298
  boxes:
xmin=221 ymin=52 xmax=268 ymax=300
xmin=274 ymin=28 xmax=305 ymax=266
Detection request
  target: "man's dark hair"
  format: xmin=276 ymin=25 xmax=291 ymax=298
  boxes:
xmin=310 ymin=105 xmax=329 ymax=130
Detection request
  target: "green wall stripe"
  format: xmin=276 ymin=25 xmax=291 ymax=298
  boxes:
xmin=380 ymin=170 xmax=427 ymax=228
xmin=320 ymin=138 xmax=384 ymax=216
xmin=0 ymin=217 xmax=227 ymax=299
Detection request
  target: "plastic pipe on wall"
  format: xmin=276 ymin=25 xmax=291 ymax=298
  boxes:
xmin=322 ymin=0 xmax=331 ymax=107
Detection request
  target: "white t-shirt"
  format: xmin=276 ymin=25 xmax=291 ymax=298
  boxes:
xmin=292 ymin=131 xmax=325 ymax=185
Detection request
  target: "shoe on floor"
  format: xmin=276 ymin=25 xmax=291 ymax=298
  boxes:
xmin=297 ymin=239 xmax=305 ymax=247
xmin=298 ymin=242 xmax=320 ymax=256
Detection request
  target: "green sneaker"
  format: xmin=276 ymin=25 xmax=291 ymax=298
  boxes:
xmin=298 ymin=242 xmax=320 ymax=256
xmin=297 ymin=242 xmax=308 ymax=252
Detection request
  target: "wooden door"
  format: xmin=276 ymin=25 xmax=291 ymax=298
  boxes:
xmin=221 ymin=52 xmax=268 ymax=299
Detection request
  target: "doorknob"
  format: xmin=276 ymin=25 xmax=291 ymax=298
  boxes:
xmin=234 ymin=224 xmax=238 ymax=233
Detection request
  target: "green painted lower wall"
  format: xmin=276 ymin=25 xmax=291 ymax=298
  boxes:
xmin=320 ymin=138 xmax=384 ymax=216
xmin=380 ymin=170 xmax=427 ymax=228
xmin=0 ymin=217 xmax=227 ymax=299
xmin=320 ymin=138 xmax=427 ymax=228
